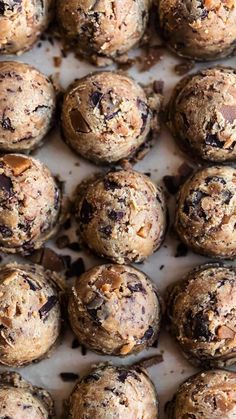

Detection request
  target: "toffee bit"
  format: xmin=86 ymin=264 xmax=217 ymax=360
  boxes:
xmin=60 ymin=372 xmax=79 ymax=382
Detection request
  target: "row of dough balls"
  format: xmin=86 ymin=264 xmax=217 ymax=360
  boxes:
xmin=1 ymin=1 xmax=236 ymax=63
xmin=1 ymin=61 xmax=236 ymax=164
xmin=3 ymin=260 xmax=236 ymax=369
xmin=1 ymin=153 xmax=236 ymax=262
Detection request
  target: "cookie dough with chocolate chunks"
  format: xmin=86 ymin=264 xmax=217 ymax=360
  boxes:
xmin=61 ymin=72 xmax=161 ymax=164
xmin=0 ymin=262 xmax=65 ymax=367
xmin=175 ymin=166 xmax=236 ymax=258
xmin=0 ymin=61 xmax=56 ymax=153
xmin=166 ymin=370 xmax=236 ymax=418
xmin=0 ymin=154 xmax=61 ymax=255
xmin=74 ymin=170 xmax=167 ymax=264
xmin=167 ymin=263 xmax=236 ymax=368
xmin=0 ymin=0 xmax=54 ymax=55
xmin=0 ymin=370 xmax=55 ymax=418
xmin=167 ymin=67 xmax=236 ymax=162
xmin=68 ymin=264 xmax=161 ymax=356
xmin=158 ymin=0 xmax=236 ymax=61
xmin=57 ymin=0 xmax=150 ymax=65
xmin=66 ymin=364 xmax=158 ymax=418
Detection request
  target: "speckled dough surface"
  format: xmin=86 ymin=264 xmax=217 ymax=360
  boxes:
xmin=0 ymin=61 xmax=56 ymax=153
xmin=0 ymin=154 xmax=61 ymax=255
xmin=68 ymin=264 xmax=161 ymax=356
xmin=158 ymin=0 xmax=236 ymax=61
xmin=0 ymin=0 xmax=54 ymax=55
xmin=167 ymin=370 xmax=236 ymax=418
xmin=67 ymin=364 xmax=158 ymax=419
xmin=57 ymin=0 xmax=150 ymax=65
xmin=61 ymin=72 xmax=161 ymax=164
xmin=175 ymin=166 xmax=236 ymax=258
xmin=74 ymin=170 xmax=167 ymax=264
xmin=167 ymin=67 xmax=236 ymax=162
xmin=0 ymin=371 xmax=55 ymax=418
xmin=167 ymin=263 xmax=236 ymax=368
xmin=0 ymin=262 xmax=65 ymax=367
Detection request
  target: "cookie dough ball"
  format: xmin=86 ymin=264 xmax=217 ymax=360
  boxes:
xmin=75 ymin=170 xmax=167 ymax=263
xmin=158 ymin=0 xmax=236 ymax=61
xmin=167 ymin=263 xmax=236 ymax=368
xmin=61 ymin=72 xmax=158 ymax=164
xmin=67 ymin=365 xmax=158 ymax=419
xmin=167 ymin=370 xmax=236 ymax=418
xmin=175 ymin=166 xmax=236 ymax=258
xmin=0 ymin=262 xmax=65 ymax=367
xmin=0 ymin=0 xmax=54 ymax=55
xmin=0 ymin=371 xmax=55 ymax=418
xmin=167 ymin=67 xmax=236 ymax=162
xmin=0 ymin=154 xmax=61 ymax=255
xmin=57 ymin=0 xmax=150 ymax=65
xmin=0 ymin=61 xmax=56 ymax=153
xmin=69 ymin=264 xmax=161 ymax=356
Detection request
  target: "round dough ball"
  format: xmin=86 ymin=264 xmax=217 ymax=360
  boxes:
xmin=0 ymin=61 xmax=56 ymax=153
xmin=0 ymin=371 xmax=55 ymax=418
xmin=167 ymin=370 xmax=236 ymax=419
xmin=167 ymin=263 xmax=236 ymax=368
xmin=175 ymin=166 xmax=236 ymax=258
xmin=61 ymin=72 xmax=154 ymax=164
xmin=0 ymin=262 xmax=65 ymax=367
xmin=158 ymin=0 xmax=236 ymax=61
xmin=74 ymin=170 xmax=167 ymax=264
xmin=0 ymin=154 xmax=61 ymax=255
xmin=67 ymin=365 xmax=158 ymax=419
xmin=69 ymin=264 xmax=162 ymax=356
xmin=0 ymin=0 xmax=54 ymax=55
xmin=167 ymin=67 xmax=236 ymax=162
xmin=57 ymin=0 xmax=150 ymax=64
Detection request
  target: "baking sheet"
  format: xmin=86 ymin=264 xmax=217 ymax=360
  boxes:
xmin=0 ymin=27 xmax=236 ymax=418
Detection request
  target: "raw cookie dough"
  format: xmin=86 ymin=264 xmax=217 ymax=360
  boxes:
xmin=0 ymin=61 xmax=56 ymax=153
xmin=0 ymin=154 xmax=61 ymax=255
xmin=61 ymin=72 xmax=161 ymax=164
xmin=57 ymin=0 xmax=150 ymax=65
xmin=167 ymin=263 xmax=236 ymax=368
xmin=167 ymin=67 xmax=236 ymax=162
xmin=158 ymin=0 xmax=236 ymax=61
xmin=66 ymin=364 xmax=158 ymax=419
xmin=0 ymin=371 xmax=55 ymax=418
xmin=166 ymin=370 xmax=236 ymax=418
xmin=0 ymin=0 xmax=54 ymax=55
xmin=74 ymin=170 xmax=167 ymax=264
xmin=68 ymin=264 xmax=162 ymax=355
xmin=175 ymin=166 xmax=236 ymax=259
xmin=0 ymin=262 xmax=65 ymax=367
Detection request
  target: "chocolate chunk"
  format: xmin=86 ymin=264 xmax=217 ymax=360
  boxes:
xmin=99 ymin=225 xmax=112 ymax=237
xmin=0 ymin=1 xmax=5 ymax=14
xmin=134 ymin=354 xmax=164 ymax=369
xmin=205 ymin=134 xmax=223 ymax=148
xmin=71 ymin=338 xmax=80 ymax=349
xmin=193 ymin=312 xmax=212 ymax=342
xmin=137 ymin=99 xmax=149 ymax=134
xmin=60 ymin=372 xmax=79 ymax=382
xmin=80 ymin=199 xmax=94 ymax=224
xmin=87 ymin=296 xmax=104 ymax=310
xmin=175 ymin=243 xmax=188 ymax=257
xmin=178 ymin=162 xmax=193 ymax=178
xmin=90 ymin=91 xmax=103 ymax=107
xmin=28 ymin=248 xmax=66 ymax=272
xmin=163 ymin=175 xmax=182 ymax=195
xmin=56 ymin=235 xmax=69 ymax=249
xmin=103 ymin=178 xmax=121 ymax=191
xmin=117 ymin=370 xmax=129 ymax=383
xmin=25 ymin=278 xmax=38 ymax=291
xmin=1 ymin=117 xmax=14 ymax=132
xmin=66 ymin=257 xmax=85 ymax=278
xmin=83 ymin=372 xmax=101 ymax=383
xmin=63 ymin=218 xmax=71 ymax=230
xmin=39 ymin=295 xmax=58 ymax=318
xmin=0 ymin=226 xmax=12 ymax=238
xmin=70 ymin=109 xmax=91 ymax=133
xmin=81 ymin=345 xmax=87 ymax=356
xmin=174 ymin=61 xmax=195 ymax=76
xmin=160 ymin=265 xmax=164 ymax=270
xmin=205 ymin=176 xmax=226 ymax=185
xmin=107 ymin=210 xmax=124 ymax=221
xmin=67 ymin=242 xmax=81 ymax=251
xmin=220 ymin=105 xmax=236 ymax=124
xmin=223 ymin=190 xmax=233 ymax=204
xmin=137 ymin=45 xmax=165 ymax=72
xmin=127 ymin=283 xmax=147 ymax=294
xmin=142 ymin=326 xmax=154 ymax=340
xmin=0 ymin=174 xmax=13 ymax=194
